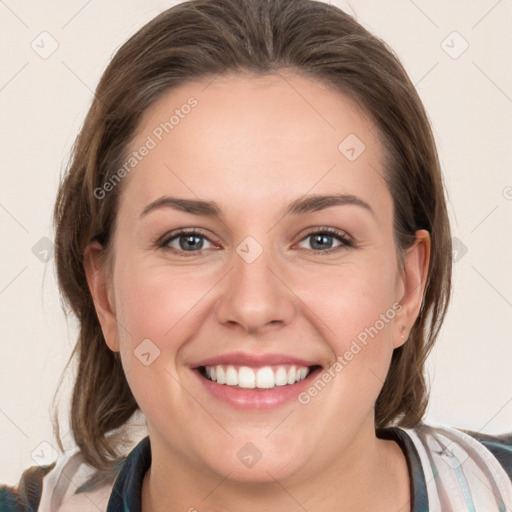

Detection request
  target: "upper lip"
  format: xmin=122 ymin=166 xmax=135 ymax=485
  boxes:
xmin=191 ymin=352 xmax=320 ymax=369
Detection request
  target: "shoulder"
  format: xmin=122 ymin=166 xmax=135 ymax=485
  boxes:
xmin=401 ymin=422 xmax=512 ymax=510
xmin=0 ymin=450 xmax=122 ymax=512
xmin=0 ymin=464 xmax=55 ymax=512
xmin=457 ymin=427 xmax=512 ymax=479
xmin=411 ymin=422 xmax=512 ymax=480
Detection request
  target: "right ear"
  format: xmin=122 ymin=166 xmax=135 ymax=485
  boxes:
xmin=84 ymin=241 xmax=119 ymax=352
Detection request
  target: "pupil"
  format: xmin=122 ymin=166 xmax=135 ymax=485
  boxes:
xmin=312 ymin=234 xmax=332 ymax=250
xmin=180 ymin=235 xmax=203 ymax=251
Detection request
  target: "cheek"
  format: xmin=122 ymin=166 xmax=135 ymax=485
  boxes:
xmin=292 ymin=252 xmax=399 ymax=345
xmin=113 ymin=258 xmax=215 ymax=345
xmin=294 ymin=265 xmax=398 ymax=435
xmin=291 ymin=251 xmax=399 ymax=402
xmin=109 ymin=260 xmax=208 ymax=405
xmin=111 ymin=262 xmax=209 ymax=422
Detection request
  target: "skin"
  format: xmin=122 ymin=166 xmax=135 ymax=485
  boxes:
xmin=85 ymin=71 xmax=430 ymax=512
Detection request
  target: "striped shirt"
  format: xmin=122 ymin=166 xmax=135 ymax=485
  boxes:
xmin=1 ymin=422 xmax=511 ymax=511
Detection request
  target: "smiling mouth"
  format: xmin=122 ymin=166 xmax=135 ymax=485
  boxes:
xmin=197 ymin=364 xmax=321 ymax=390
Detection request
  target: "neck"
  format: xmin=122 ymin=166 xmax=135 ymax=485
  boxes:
xmin=141 ymin=423 xmax=411 ymax=512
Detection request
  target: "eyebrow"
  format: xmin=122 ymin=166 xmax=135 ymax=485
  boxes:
xmin=140 ymin=193 xmax=375 ymax=219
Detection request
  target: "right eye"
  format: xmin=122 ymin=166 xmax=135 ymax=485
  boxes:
xmin=158 ymin=228 xmax=218 ymax=257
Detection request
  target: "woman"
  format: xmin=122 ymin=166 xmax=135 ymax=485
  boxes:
xmin=1 ymin=0 xmax=511 ymax=510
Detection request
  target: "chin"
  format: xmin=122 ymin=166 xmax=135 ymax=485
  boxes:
xmin=195 ymin=432 xmax=310 ymax=484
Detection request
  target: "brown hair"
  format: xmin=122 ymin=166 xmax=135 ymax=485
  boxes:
xmin=53 ymin=0 xmax=452 ymax=471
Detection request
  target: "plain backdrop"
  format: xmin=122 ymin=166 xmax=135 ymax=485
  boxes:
xmin=1 ymin=0 xmax=511 ymax=484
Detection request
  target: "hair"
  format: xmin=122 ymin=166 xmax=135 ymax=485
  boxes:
xmin=53 ymin=0 xmax=452 ymax=472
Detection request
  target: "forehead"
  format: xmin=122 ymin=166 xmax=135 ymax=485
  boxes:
xmin=119 ymin=72 xmax=391 ymax=220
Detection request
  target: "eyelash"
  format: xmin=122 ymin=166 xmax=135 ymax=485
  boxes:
xmin=156 ymin=227 xmax=354 ymax=258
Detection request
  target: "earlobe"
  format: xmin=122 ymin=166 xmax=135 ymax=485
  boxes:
xmin=394 ymin=229 xmax=431 ymax=348
xmin=84 ymin=241 xmax=120 ymax=352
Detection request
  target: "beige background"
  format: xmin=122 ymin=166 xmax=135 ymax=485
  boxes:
xmin=1 ymin=0 xmax=511 ymax=484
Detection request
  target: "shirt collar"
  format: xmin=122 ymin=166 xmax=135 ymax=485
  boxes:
xmin=377 ymin=426 xmax=429 ymax=511
xmin=107 ymin=436 xmax=151 ymax=512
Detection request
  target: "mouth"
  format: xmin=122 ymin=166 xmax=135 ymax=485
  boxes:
xmin=197 ymin=363 xmax=322 ymax=390
xmin=190 ymin=352 xmax=323 ymax=409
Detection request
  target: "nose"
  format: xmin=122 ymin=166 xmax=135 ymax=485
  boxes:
xmin=214 ymin=242 xmax=296 ymax=335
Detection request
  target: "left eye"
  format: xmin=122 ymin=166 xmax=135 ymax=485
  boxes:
xmin=297 ymin=229 xmax=351 ymax=252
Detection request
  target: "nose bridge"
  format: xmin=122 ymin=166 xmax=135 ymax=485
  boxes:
xmin=215 ymin=235 xmax=295 ymax=332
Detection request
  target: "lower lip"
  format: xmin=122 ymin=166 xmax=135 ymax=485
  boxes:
xmin=192 ymin=367 xmax=322 ymax=410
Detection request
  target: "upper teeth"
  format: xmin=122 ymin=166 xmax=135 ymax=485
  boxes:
xmin=204 ymin=365 xmax=310 ymax=389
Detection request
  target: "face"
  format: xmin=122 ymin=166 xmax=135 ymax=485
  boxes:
xmin=87 ymin=72 xmax=429 ymax=484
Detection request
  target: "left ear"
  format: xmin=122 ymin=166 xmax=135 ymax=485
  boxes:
xmin=393 ymin=229 xmax=431 ymax=348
